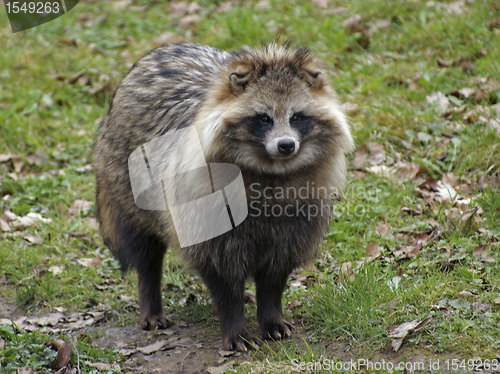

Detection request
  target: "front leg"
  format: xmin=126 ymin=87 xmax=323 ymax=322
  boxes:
xmin=255 ymin=268 xmax=292 ymax=340
xmin=199 ymin=265 xmax=259 ymax=351
xmin=132 ymin=234 xmax=170 ymax=330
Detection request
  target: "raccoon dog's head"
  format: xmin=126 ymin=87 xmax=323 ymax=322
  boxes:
xmin=197 ymin=43 xmax=354 ymax=175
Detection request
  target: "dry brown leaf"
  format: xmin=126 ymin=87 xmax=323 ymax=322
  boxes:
xmin=77 ymin=256 xmax=102 ymax=268
xmin=49 ymin=265 xmax=64 ymax=276
xmin=488 ymin=17 xmax=500 ymax=30
xmin=373 ymin=19 xmax=391 ymax=29
xmin=425 ymin=92 xmax=450 ymax=114
xmin=47 ymin=339 xmax=73 ymax=369
xmin=13 ymin=158 xmax=24 ymax=174
xmin=67 ymin=69 xmax=86 ymax=85
xmin=311 ymin=0 xmax=329 ymax=9
xmin=137 ymin=340 xmax=167 ymax=355
xmin=435 ymin=182 xmax=458 ymax=203
xmin=449 ymin=87 xmax=475 ymax=99
xmin=458 ymin=290 xmax=475 ymax=298
xmin=153 ymin=32 xmax=184 ymax=46
xmin=26 ymin=154 xmax=43 ymax=166
xmin=387 ymin=316 xmax=433 ymax=352
xmin=340 ymin=261 xmax=355 ymax=281
xmin=83 ymin=361 xmax=116 ymax=372
xmin=419 ymin=175 xmax=439 ymax=191
xmin=394 ymin=242 xmax=422 ymax=259
xmin=402 ymin=204 xmax=423 ymax=216
xmin=375 ymin=222 xmax=391 ymax=237
xmin=9 ymin=213 xmax=51 ymax=230
xmin=352 ymin=142 xmax=385 ymax=169
xmin=68 ymin=232 xmax=97 ymax=247
xmin=366 ymin=241 xmax=381 ymax=257
xmin=288 ymin=300 xmax=303 ymax=310
xmin=23 ymin=234 xmax=43 ymax=245
xmin=393 ymin=161 xmax=424 ymax=182
xmin=473 ymin=244 xmax=490 ymax=257
xmin=118 ymin=348 xmax=137 ymax=357
xmin=255 ymin=0 xmax=269 ymax=8
xmin=179 ymin=14 xmax=202 ymax=28
xmin=217 ymin=1 xmax=234 ymax=13
xmin=437 ymin=59 xmax=453 ymax=67
xmin=343 ymin=15 xmax=366 ymax=34
xmin=0 ymin=218 xmax=10 ymax=232
xmin=68 ymin=199 xmax=93 ymax=216
xmin=404 ymin=230 xmax=434 ymax=246
xmin=324 ymin=7 xmax=348 ymax=15
xmin=168 ymin=1 xmax=189 ymax=17
xmin=341 ymin=102 xmax=361 ymax=114
xmin=446 ymin=206 xmax=479 ymax=232
xmin=16 ymin=369 xmax=34 ymax=374
xmin=130 ymin=5 xmax=148 ymax=11
xmin=442 ymin=172 xmax=460 ymax=188
xmin=0 ymin=154 xmax=15 ymax=163
xmin=244 ymin=291 xmax=256 ymax=304
xmin=0 ymin=336 xmax=5 ymax=350
xmin=186 ymin=1 xmax=202 ymax=13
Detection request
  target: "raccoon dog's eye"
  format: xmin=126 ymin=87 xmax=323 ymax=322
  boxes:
xmin=260 ymin=115 xmax=272 ymax=124
xmin=291 ymin=113 xmax=302 ymax=122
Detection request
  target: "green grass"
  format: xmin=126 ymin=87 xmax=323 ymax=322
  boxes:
xmin=0 ymin=323 xmax=122 ymax=374
xmin=1 ymin=0 xmax=500 ymax=372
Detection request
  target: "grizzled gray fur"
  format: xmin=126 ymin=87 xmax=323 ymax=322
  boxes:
xmin=93 ymin=43 xmax=354 ymax=351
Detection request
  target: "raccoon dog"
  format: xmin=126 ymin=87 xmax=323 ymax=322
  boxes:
xmin=93 ymin=43 xmax=354 ymax=351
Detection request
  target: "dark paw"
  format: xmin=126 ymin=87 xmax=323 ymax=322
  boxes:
xmin=261 ymin=319 xmax=292 ymax=340
xmin=222 ymin=330 xmax=260 ymax=352
xmin=140 ymin=312 xmax=171 ymax=330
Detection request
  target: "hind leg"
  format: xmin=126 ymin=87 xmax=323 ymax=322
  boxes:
xmin=116 ymin=227 xmax=170 ymax=330
xmin=198 ymin=264 xmax=259 ymax=351
xmin=255 ymin=268 xmax=292 ymax=340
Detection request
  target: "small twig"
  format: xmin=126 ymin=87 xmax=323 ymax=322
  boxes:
xmin=71 ymin=341 xmax=81 ymax=374
xmin=180 ymin=351 xmax=193 ymax=372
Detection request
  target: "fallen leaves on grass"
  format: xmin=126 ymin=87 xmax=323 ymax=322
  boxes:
xmin=425 ymin=92 xmax=450 ymax=114
xmin=288 ymin=300 xmax=303 ymax=310
xmin=50 ymin=70 xmax=115 ymax=98
xmin=393 ymin=242 xmax=422 ymax=259
xmin=23 ymin=234 xmax=43 ymax=245
xmin=16 ymin=369 xmax=33 ymax=374
xmin=1 ymin=310 xmax=108 ymax=333
xmin=352 ymin=142 xmax=385 ymax=169
xmin=0 ymin=154 xmax=25 ymax=174
xmin=341 ymin=102 xmax=361 ymax=114
xmin=375 ymin=222 xmax=391 ymax=237
xmin=311 ymin=0 xmax=329 ymax=8
xmin=1 ymin=211 xmax=52 ymax=234
xmin=343 ymin=15 xmax=371 ymax=50
xmin=393 ymin=161 xmax=426 ymax=182
xmin=123 ymin=336 xmax=201 ymax=357
xmin=137 ymin=340 xmax=167 ymax=355
xmin=67 ymin=231 xmax=97 ymax=248
xmin=68 ymin=199 xmax=93 ymax=216
xmin=153 ymin=32 xmax=185 ymax=46
xmin=387 ymin=316 xmax=433 ymax=351
xmin=77 ymin=256 xmax=102 ymax=268
xmin=473 ymin=245 xmax=495 ymax=263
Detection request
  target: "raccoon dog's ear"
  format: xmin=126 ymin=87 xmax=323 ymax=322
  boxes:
xmin=230 ymin=68 xmax=253 ymax=93
xmin=303 ymin=70 xmax=323 ymax=89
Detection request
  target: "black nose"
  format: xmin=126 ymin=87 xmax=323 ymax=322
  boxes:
xmin=277 ymin=139 xmax=295 ymax=155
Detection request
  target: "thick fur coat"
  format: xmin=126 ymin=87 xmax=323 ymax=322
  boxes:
xmin=93 ymin=43 xmax=354 ymax=351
